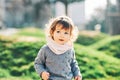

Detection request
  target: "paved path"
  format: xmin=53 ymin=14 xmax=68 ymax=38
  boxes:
xmin=0 ymin=28 xmax=18 ymax=36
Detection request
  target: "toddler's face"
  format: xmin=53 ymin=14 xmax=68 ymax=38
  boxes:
xmin=52 ymin=24 xmax=71 ymax=45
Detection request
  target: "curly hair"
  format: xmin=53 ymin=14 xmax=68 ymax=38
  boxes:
xmin=45 ymin=16 xmax=78 ymax=42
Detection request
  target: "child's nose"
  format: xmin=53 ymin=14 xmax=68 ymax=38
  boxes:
xmin=60 ymin=33 xmax=64 ymax=37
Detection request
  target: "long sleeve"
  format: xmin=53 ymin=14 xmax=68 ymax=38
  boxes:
xmin=34 ymin=47 xmax=46 ymax=76
xmin=71 ymin=49 xmax=82 ymax=78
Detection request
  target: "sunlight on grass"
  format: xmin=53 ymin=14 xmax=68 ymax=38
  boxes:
xmin=90 ymin=35 xmax=120 ymax=49
xmin=0 ymin=77 xmax=32 ymax=80
xmin=16 ymin=27 xmax=45 ymax=38
xmin=0 ymin=28 xmax=120 ymax=80
xmin=12 ymin=27 xmax=46 ymax=42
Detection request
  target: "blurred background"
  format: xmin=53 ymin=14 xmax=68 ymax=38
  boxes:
xmin=0 ymin=0 xmax=120 ymax=80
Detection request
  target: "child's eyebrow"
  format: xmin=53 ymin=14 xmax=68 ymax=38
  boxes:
xmin=56 ymin=29 xmax=60 ymax=30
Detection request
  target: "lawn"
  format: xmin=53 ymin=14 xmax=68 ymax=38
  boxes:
xmin=0 ymin=28 xmax=120 ymax=80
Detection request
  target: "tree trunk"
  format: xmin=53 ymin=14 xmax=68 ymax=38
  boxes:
xmin=117 ymin=0 xmax=120 ymax=12
xmin=106 ymin=0 xmax=120 ymax=35
xmin=65 ymin=3 xmax=68 ymax=16
xmin=112 ymin=0 xmax=120 ymax=35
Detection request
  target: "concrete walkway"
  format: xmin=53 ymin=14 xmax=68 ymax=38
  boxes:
xmin=0 ymin=28 xmax=18 ymax=36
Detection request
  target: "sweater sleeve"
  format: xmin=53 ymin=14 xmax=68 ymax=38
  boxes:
xmin=34 ymin=46 xmax=47 ymax=76
xmin=71 ymin=49 xmax=82 ymax=78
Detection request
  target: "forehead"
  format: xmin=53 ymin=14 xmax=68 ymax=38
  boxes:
xmin=55 ymin=24 xmax=70 ymax=31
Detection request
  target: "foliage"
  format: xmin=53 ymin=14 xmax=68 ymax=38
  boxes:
xmin=74 ymin=44 xmax=120 ymax=79
xmin=0 ymin=28 xmax=120 ymax=80
xmin=0 ymin=36 xmax=45 ymax=79
xmin=75 ymin=31 xmax=108 ymax=46
xmin=16 ymin=27 xmax=45 ymax=38
xmin=53 ymin=0 xmax=84 ymax=15
xmin=85 ymin=3 xmax=120 ymax=35
xmin=55 ymin=0 xmax=84 ymax=4
xmin=0 ymin=69 xmax=10 ymax=78
xmin=91 ymin=35 xmax=120 ymax=59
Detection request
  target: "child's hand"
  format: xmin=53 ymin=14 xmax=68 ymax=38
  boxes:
xmin=74 ymin=76 xmax=82 ymax=80
xmin=41 ymin=71 xmax=50 ymax=80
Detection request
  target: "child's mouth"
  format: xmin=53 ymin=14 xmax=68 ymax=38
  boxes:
xmin=59 ymin=39 xmax=64 ymax=41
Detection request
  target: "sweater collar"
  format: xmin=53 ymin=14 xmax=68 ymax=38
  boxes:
xmin=46 ymin=36 xmax=73 ymax=55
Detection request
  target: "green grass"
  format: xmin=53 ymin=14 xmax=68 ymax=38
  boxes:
xmin=0 ymin=76 xmax=33 ymax=80
xmin=74 ymin=43 xmax=120 ymax=79
xmin=0 ymin=28 xmax=120 ymax=80
xmin=89 ymin=35 xmax=120 ymax=58
xmin=90 ymin=35 xmax=120 ymax=49
xmin=16 ymin=27 xmax=45 ymax=38
xmin=9 ymin=27 xmax=46 ymax=42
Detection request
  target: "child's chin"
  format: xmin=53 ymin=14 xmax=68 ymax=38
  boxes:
xmin=58 ymin=42 xmax=64 ymax=45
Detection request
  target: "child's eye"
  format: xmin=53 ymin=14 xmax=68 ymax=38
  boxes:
xmin=64 ymin=32 xmax=69 ymax=34
xmin=56 ymin=31 xmax=60 ymax=33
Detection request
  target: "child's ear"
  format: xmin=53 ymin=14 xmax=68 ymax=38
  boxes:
xmin=50 ymin=30 xmax=52 ymax=34
xmin=50 ymin=31 xmax=54 ymax=39
xmin=50 ymin=30 xmax=53 ymax=36
xmin=70 ymin=36 xmax=73 ymax=41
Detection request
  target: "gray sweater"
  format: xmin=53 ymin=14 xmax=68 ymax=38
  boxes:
xmin=34 ymin=45 xmax=82 ymax=80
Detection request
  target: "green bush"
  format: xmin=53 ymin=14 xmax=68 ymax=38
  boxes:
xmin=0 ymin=36 xmax=45 ymax=79
xmin=75 ymin=32 xmax=107 ymax=46
xmin=16 ymin=27 xmax=45 ymax=38
xmin=98 ymin=40 xmax=120 ymax=58
xmin=0 ymin=28 xmax=120 ymax=80
xmin=0 ymin=69 xmax=10 ymax=78
xmin=91 ymin=35 xmax=120 ymax=59
xmin=74 ymin=44 xmax=120 ymax=79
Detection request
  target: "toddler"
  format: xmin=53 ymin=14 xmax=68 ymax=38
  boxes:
xmin=34 ymin=16 xmax=82 ymax=80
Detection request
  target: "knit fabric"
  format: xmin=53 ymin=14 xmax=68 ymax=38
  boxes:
xmin=46 ymin=36 xmax=73 ymax=55
xmin=34 ymin=45 xmax=82 ymax=80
